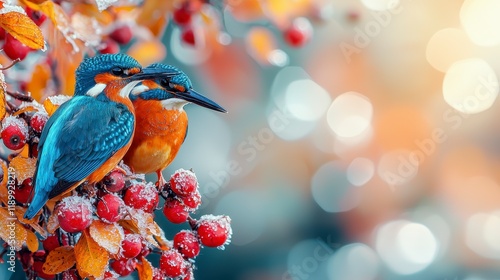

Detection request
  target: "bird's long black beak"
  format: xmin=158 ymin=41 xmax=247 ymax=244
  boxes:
xmin=177 ymin=88 xmax=227 ymax=113
xmin=130 ymin=67 xmax=179 ymax=81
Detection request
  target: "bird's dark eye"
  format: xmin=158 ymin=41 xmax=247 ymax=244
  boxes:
xmin=159 ymin=78 xmax=170 ymax=88
xmin=111 ymin=67 xmax=125 ymax=76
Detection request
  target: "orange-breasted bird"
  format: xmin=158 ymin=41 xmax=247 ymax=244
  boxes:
xmin=123 ymin=64 xmax=226 ymax=186
xmin=24 ymin=54 xmax=178 ymax=219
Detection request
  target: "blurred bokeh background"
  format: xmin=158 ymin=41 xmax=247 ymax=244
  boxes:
xmin=157 ymin=0 xmax=500 ymax=279
xmin=2 ymin=0 xmax=500 ymax=279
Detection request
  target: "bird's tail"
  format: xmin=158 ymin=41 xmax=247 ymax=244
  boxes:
xmin=23 ymin=193 xmax=48 ymax=220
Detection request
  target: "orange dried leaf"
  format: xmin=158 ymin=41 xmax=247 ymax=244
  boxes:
xmin=0 ymin=208 xmax=27 ymax=250
xmin=0 ymin=5 xmax=44 ymax=49
xmin=0 ymin=160 xmax=9 ymax=205
xmin=43 ymin=95 xmax=70 ymax=116
xmin=20 ymin=0 xmax=57 ymax=25
xmin=43 ymin=246 xmax=76 ymax=274
xmin=10 ymin=156 xmax=36 ymax=182
xmin=75 ymin=229 xmax=109 ymax=278
xmin=12 ymin=106 xmax=38 ymax=117
xmin=89 ymin=220 xmax=123 ymax=255
xmin=0 ymin=73 xmax=5 ymax=121
xmin=136 ymin=257 xmax=153 ymax=280
xmin=25 ymin=230 xmax=39 ymax=252
xmin=128 ymin=209 xmax=164 ymax=248
xmin=118 ymin=219 xmax=139 ymax=234
xmin=15 ymin=206 xmax=47 ymax=237
xmin=25 ymin=63 xmax=51 ymax=102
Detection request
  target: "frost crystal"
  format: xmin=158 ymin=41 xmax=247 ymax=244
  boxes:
xmin=0 ymin=4 xmax=27 ymax=15
xmin=48 ymin=95 xmax=71 ymax=105
xmin=2 ymin=116 xmax=28 ymax=137
xmin=94 ymin=0 xmax=119 ymax=12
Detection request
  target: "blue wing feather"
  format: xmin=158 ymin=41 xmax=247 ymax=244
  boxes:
xmin=24 ymin=95 xmax=134 ymax=219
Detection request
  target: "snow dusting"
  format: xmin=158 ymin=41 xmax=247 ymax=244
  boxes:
xmin=1 ymin=116 xmax=28 ymax=137
xmin=94 ymin=0 xmax=119 ymax=12
xmin=48 ymin=95 xmax=71 ymax=106
xmin=0 ymin=4 xmax=27 ymax=15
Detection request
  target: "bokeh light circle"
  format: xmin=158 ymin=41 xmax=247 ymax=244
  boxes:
xmin=375 ymin=220 xmax=438 ymax=274
xmin=285 ymin=79 xmax=331 ymax=121
xmin=327 ymin=243 xmax=379 ymax=280
xmin=311 ymin=161 xmax=358 ymax=213
xmin=465 ymin=211 xmax=500 ymax=259
xmin=361 ymin=0 xmax=400 ymax=11
xmin=347 ymin=157 xmax=375 ymax=186
xmin=460 ymin=0 xmax=500 ymax=46
xmin=442 ymin=58 xmax=499 ymax=114
xmin=327 ymin=92 xmax=373 ymax=138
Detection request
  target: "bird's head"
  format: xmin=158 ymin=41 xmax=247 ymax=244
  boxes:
xmin=74 ymin=54 xmax=178 ymax=98
xmin=131 ymin=64 xmax=227 ymax=113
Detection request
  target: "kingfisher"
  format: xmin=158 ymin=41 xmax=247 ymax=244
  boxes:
xmin=123 ymin=64 xmax=226 ymax=187
xmin=24 ymin=54 xmax=178 ymax=219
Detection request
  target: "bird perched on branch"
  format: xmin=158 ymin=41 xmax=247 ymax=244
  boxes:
xmin=24 ymin=54 xmax=178 ymax=219
xmin=123 ymin=64 xmax=226 ymax=187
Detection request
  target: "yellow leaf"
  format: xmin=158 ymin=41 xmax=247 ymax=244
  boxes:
xmin=0 ymin=71 xmax=6 ymax=121
xmin=89 ymin=220 xmax=123 ymax=255
xmin=136 ymin=257 xmax=153 ymax=280
xmin=0 ymin=5 xmax=44 ymax=49
xmin=0 ymin=208 xmax=27 ymax=250
xmin=74 ymin=229 xmax=109 ymax=278
xmin=25 ymin=230 xmax=39 ymax=252
xmin=9 ymin=156 xmax=36 ymax=183
xmin=43 ymin=246 xmax=76 ymax=275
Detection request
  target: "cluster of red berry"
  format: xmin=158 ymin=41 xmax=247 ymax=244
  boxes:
xmin=0 ymin=7 xmax=47 ymax=61
xmin=172 ymin=2 xmax=199 ymax=46
xmin=1 ymin=95 xmax=231 ymax=279
xmin=99 ymin=24 xmax=134 ymax=55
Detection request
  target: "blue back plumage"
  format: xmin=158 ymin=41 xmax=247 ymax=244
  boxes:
xmin=74 ymin=54 xmax=141 ymax=96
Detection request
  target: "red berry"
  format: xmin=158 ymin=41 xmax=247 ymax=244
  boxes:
xmin=57 ymin=196 xmax=93 ymax=233
xmin=173 ymin=6 xmax=192 ymax=25
xmin=1 ymin=116 xmax=28 ymax=150
xmin=103 ymin=270 xmax=120 ymax=280
xmin=159 ymin=250 xmax=188 ymax=278
xmin=99 ymin=38 xmax=120 ymax=54
xmin=170 ymin=169 xmax=198 ymax=196
xmin=152 ymin=268 xmax=164 ymax=280
xmin=120 ymin=233 xmax=142 ymax=259
xmin=31 ymin=112 xmax=49 ymax=134
xmin=138 ymin=243 xmax=151 ymax=258
xmin=109 ymin=25 xmax=133 ymax=45
xmin=14 ymin=178 xmax=33 ymax=204
xmin=111 ymin=258 xmax=136 ymax=276
xmin=183 ymin=269 xmax=194 ymax=280
xmin=181 ymin=28 xmax=195 ymax=46
xmin=123 ymin=182 xmax=159 ymax=212
xmin=0 ymin=28 xmax=5 ymax=41
xmin=197 ymin=215 xmax=232 ymax=248
xmin=163 ymin=198 xmax=189 ymax=224
xmin=43 ymin=233 xmax=69 ymax=252
xmin=180 ymin=189 xmax=201 ymax=210
xmin=103 ymin=170 xmax=126 ymax=192
xmin=283 ymin=17 xmax=313 ymax=47
xmin=33 ymin=260 xmax=55 ymax=280
xmin=3 ymin=34 xmax=32 ymax=60
xmin=26 ymin=7 xmax=47 ymax=26
xmin=96 ymin=194 xmax=124 ymax=223
xmin=173 ymin=230 xmax=200 ymax=259
xmin=61 ymin=270 xmax=79 ymax=280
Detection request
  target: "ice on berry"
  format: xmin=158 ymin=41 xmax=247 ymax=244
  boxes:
xmin=2 ymin=115 xmax=29 ymax=137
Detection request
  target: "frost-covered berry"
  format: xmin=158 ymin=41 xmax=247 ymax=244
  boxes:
xmin=197 ymin=215 xmax=232 ymax=248
xmin=159 ymin=250 xmax=188 ymax=278
xmin=180 ymin=189 xmax=201 ymax=211
xmin=170 ymin=169 xmax=198 ymax=196
xmin=96 ymin=194 xmax=124 ymax=223
xmin=103 ymin=170 xmax=126 ymax=192
xmin=163 ymin=198 xmax=189 ymax=224
xmin=3 ymin=34 xmax=32 ymax=61
xmin=14 ymin=178 xmax=33 ymax=204
xmin=152 ymin=268 xmax=164 ymax=280
xmin=123 ymin=182 xmax=159 ymax=212
xmin=173 ymin=230 xmax=200 ymax=259
xmin=42 ymin=233 xmax=68 ymax=252
xmin=103 ymin=270 xmax=120 ymax=280
xmin=30 ymin=112 xmax=49 ymax=134
xmin=1 ymin=116 xmax=28 ymax=150
xmin=111 ymin=258 xmax=136 ymax=277
xmin=26 ymin=7 xmax=47 ymax=26
xmin=57 ymin=196 xmax=93 ymax=233
xmin=120 ymin=234 xmax=142 ymax=259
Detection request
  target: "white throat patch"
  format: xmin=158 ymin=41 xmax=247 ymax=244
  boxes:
xmin=119 ymin=80 xmax=142 ymax=98
xmin=160 ymin=98 xmax=189 ymax=111
xmin=86 ymin=83 xmax=106 ymax=97
xmin=131 ymin=84 xmax=150 ymax=96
